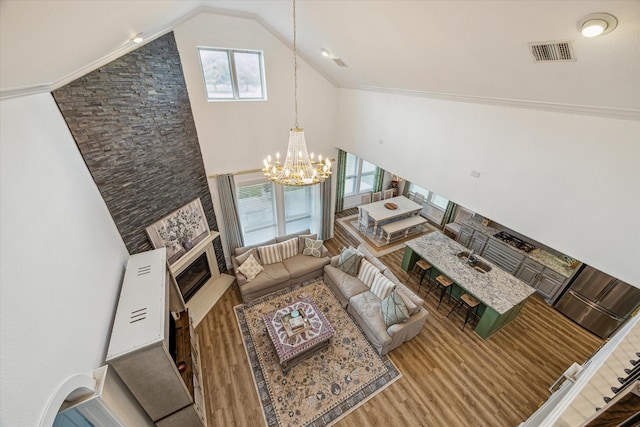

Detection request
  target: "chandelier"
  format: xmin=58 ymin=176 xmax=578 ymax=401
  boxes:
xmin=262 ymin=0 xmax=331 ymax=186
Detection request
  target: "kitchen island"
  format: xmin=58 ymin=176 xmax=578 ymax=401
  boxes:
xmin=402 ymin=231 xmax=536 ymax=339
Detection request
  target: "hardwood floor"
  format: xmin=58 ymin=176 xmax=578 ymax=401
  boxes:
xmin=197 ymin=210 xmax=603 ymax=426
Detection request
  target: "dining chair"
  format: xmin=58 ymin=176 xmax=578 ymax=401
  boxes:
xmin=414 ymin=193 xmax=425 ymax=205
xmin=358 ymin=209 xmax=372 ymax=236
xmin=383 ymin=189 xmax=395 ymax=200
xmin=372 ymin=191 xmax=382 ymax=202
xmin=408 ymin=192 xmax=416 ymax=201
xmin=361 ymin=193 xmax=372 ymax=205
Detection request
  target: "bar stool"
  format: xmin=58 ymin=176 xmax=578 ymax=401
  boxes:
xmin=447 ymin=293 xmax=480 ymax=330
xmin=432 ymin=275 xmax=453 ymax=309
xmin=410 ymin=260 xmax=433 ymax=293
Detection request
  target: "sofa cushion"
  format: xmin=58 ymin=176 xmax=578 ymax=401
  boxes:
xmin=370 ymin=271 xmax=396 ymax=300
xmin=336 ymin=246 xmax=363 ymax=276
xmin=298 ymin=233 xmax=317 ymax=253
xmin=258 ymin=242 xmax=283 ymax=265
xmin=381 ymin=289 xmax=410 ymax=327
xmin=356 ymin=244 xmax=387 ymax=272
xmin=283 ymin=253 xmax=328 ymax=280
xmin=235 ymin=238 xmax=276 ymax=257
xmin=357 ymin=259 xmax=379 ymax=288
xmin=302 ymin=238 xmax=323 ymax=257
xmin=280 ymin=237 xmax=298 ymax=260
xmin=237 ymin=254 xmax=263 ymax=282
xmin=238 ymin=262 xmax=290 ymax=295
xmin=324 ymin=265 xmax=369 ymax=301
xmin=275 ymin=229 xmax=311 ymax=243
xmin=349 ymin=291 xmax=390 ymax=349
xmin=396 ymin=288 xmax=419 ymax=315
xmin=236 ymin=247 xmax=262 ymax=266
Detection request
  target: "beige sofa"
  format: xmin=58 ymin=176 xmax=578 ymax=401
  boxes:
xmin=323 ymin=244 xmax=428 ymax=355
xmin=232 ymin=229 xmax=330 ymax=303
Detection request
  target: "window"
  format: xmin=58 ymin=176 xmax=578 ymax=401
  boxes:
xmin=344 ymin=153 xmax=376 ymax=196
xmin=409 ymin=183 xmax=450 ymax=223
xmin=198 ymin=48 xmax=266 ymax=101
xmin=236 ymin=178 xmax=319 ymax=245
xmin=284 ymin=186 xmax=314 ymax=234
xmin=237 ymin=182 xmax=277 ymax=244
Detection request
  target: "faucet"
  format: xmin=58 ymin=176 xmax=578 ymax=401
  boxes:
xmin=467 ymin=249 xmax=474 ymax=262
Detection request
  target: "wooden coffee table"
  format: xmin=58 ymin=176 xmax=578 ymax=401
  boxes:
xmin=263 ymin=296 xmax=335 ymax=369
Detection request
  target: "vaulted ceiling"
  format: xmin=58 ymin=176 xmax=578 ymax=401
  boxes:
xmin=1 ymin=1 xmax=638 ymax=117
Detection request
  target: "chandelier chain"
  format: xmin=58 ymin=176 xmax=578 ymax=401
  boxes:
xmin=293 ymin=0 xmax=298 ymax=128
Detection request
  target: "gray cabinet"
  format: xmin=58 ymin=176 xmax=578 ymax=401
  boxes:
xmin=481 ymin=239 xmax=525 ymax=275
xmin=456 ymin=224 xmax=474 ymax=247
xmin=516 ymin=258 xmax=566 ymax=301
xmin=469 ymin=232 xmax=489 ymax=254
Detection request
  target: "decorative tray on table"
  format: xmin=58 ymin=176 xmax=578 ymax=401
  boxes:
xmin=384 ymin=202 xmax=398 ymax=210
xmin=280 ymin=309 xmax=312 ymax=337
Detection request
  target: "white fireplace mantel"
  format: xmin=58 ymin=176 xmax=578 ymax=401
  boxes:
xmin=167 ymin=231 xmax=234 ymax=326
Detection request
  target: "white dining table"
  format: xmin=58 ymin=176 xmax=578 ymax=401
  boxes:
xmin=360 ymin=196 xmax=423 ymax=237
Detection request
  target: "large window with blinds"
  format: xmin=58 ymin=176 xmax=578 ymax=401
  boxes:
xmin=236 ymin=179 xmax=317 ymax=245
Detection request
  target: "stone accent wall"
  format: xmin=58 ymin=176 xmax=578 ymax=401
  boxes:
xmin=52 ymin=32 xmax=225 ymax=271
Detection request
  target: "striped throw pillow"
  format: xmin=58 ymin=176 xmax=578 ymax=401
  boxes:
xmin=280 ymin=238 xmax=298 ymax=260
xmin=358 ymin=259 xmax=379 ymax=288
xmin=370 ymin=271 xmax=396 ymax=301
xmin=258 ymin=243 xmax=283 ymax=265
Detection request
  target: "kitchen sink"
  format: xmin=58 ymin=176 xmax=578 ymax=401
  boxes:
xmin=456 ymin=251 xmax=492 ymax=273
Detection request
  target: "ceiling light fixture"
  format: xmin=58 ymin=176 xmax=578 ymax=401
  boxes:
xmin=321 ymin=49 xmax=331 ymax=58
xmin=578 ymin=13 xmax=618 ymax=37
xmin=131 ymin=33 xmax=144 ymax=44
xmin=263 ymin=0 xmax=331 ymax=186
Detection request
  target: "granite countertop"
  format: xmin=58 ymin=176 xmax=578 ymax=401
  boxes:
xmin=460 ymin=219 xmax=577 ymax=278
xmin=407 ymin=232 xmax=535 ymax=314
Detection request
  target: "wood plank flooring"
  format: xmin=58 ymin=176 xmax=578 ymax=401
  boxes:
xmin=197 ymin=209 xmax=603 ymax=426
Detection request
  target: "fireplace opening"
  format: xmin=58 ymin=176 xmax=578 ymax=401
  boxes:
xmin=176 ymin=252 xmax=211 ymax=302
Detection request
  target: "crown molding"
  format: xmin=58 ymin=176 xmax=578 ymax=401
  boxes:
xmin=339 ymin=85 xmax=640 ymax=121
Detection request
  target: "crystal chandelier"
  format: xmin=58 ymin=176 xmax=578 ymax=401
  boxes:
xmin=262 ymin=0 xmax=331 ymax=186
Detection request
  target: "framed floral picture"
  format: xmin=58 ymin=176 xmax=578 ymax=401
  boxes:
xmin=145 ymin=198 xmax=210 ymax=260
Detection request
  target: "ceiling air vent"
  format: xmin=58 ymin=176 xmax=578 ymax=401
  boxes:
xmin=529 ymin=41 xmax=575 ymax=62
xmin=332 ymin=58 xmax=348 ymax=67
xmin=129 ymin=307 xmax=147 ymax=323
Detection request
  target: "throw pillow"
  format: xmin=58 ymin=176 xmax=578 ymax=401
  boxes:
xmin=357 ymin=259 xmax=379 ymax=288
xmin=336 ymin=246 xmax=363 ymax=276
xmin=236 ymin=247 xmax=262 ymax=266
xmin=298 ymin=233 xmax=317 ymax=253
xmin=280 ymin=238 xmax=298 ymax=260
xmin=370 ymin=271 xmax=396 ymax=300
xmin=237 ymin=254 xmax=264 ymax=282
xmin=381 ymin=289 xmax=410 ymax=327
xmin=258 ymin=243 xmax=283 ymax=265
xmin=303 ymin=238 xmax=323 ymax=257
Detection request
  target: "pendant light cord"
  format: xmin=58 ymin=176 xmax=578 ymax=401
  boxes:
xmin=293 ymin=0 xmax=299 ymax=128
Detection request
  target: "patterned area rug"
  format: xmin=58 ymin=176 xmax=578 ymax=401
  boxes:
xmin=336 ymin=214 xmax=437 ymax=257
xmin=235 ymin=279 xmax=401 ymax=427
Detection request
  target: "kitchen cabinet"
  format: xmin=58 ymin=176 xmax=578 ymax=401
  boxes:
xmin=516 ymin=258 xmax=566 ymax=301
xmin=469 ymin=232 xmax=489 ymax=254
xmin=456 ymin=224 xmax=474 ymax=247
xmin=481 ymin=239 xmax=525 ymax=275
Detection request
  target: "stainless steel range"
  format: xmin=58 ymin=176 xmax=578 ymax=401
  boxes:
xmin=493 ymin=231 xmax=536 ymax=253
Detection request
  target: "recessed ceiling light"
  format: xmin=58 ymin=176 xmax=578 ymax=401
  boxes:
xmin=321 ymin=49 xmax=331 ymax=58
xmin=578 ymin=13 xmax=617 ymax=37
xmin=131 ymin=33 xmax=144 ymax=44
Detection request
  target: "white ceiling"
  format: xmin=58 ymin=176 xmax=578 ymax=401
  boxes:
xmin=1 ymin=0 xmax=639 ymax=116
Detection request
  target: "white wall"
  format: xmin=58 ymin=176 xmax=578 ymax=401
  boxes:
xmin=174 ymin=13 xmax=339 ymax=175
xmin=337 ymin=89 xmax=640 ymax=286
xmin=0 ymin=94 xmax=129 ymax=426
xmin=173 ymin=13 xmax=339 ymax=261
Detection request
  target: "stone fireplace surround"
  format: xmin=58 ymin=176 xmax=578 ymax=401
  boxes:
xmin=168 ymin=232 xmax=234 ymax=326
